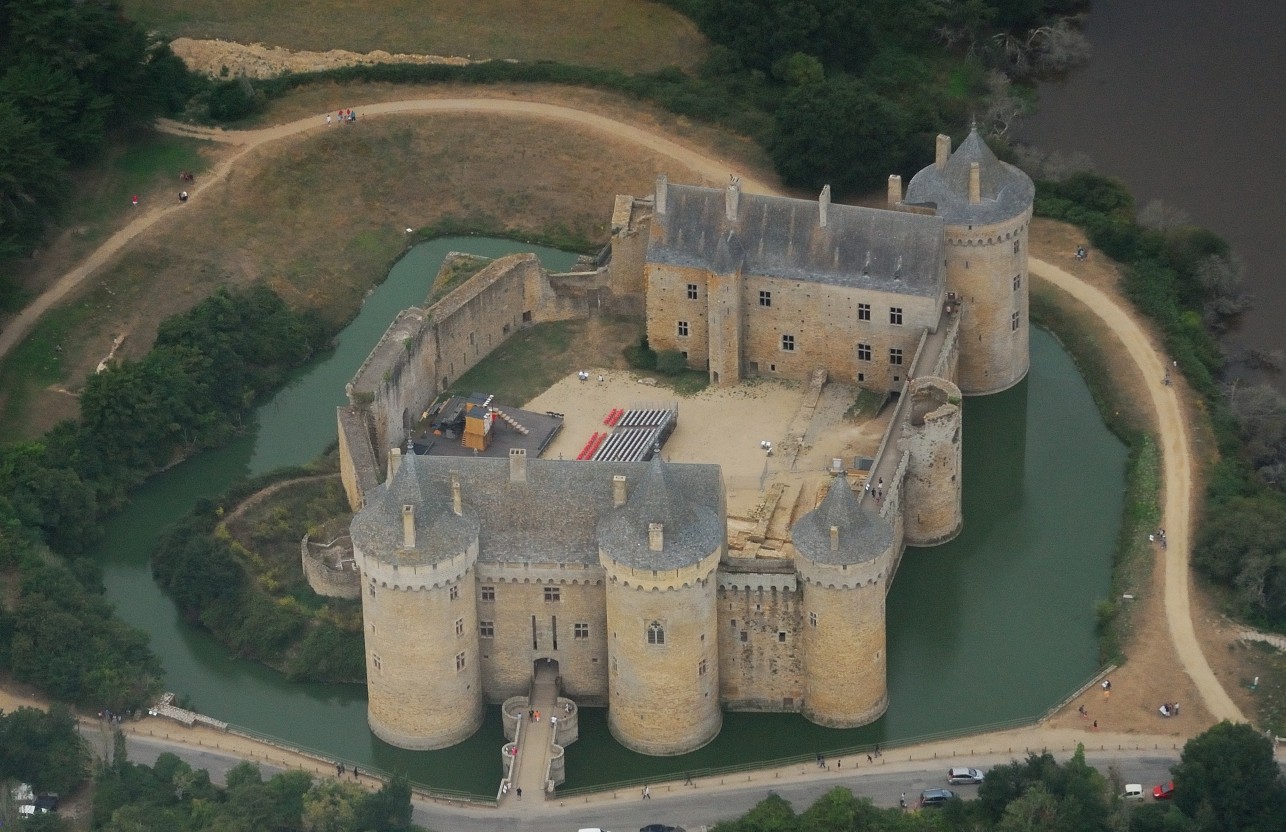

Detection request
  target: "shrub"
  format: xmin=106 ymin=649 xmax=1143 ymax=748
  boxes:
xmin=655 ymin=350 xmax=689 ymax=375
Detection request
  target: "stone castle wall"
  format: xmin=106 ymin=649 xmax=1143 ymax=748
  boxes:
xmin=946 ymin=209 xmax=1032 ymax=394
xmin=900 ymin=377 xmax=964 ymax=546
xmin=300 ymin=534 xmax=360 ymax=599
xmin=716 ymin=570 xmax=804 ymax=710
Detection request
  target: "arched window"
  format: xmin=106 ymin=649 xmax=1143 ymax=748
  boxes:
xmin=647 ymin=621 xmax=666 ymax=645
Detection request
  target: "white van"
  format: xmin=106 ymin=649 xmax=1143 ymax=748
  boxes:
xmin=1123 ymin=784 xmax=1145 ymax=801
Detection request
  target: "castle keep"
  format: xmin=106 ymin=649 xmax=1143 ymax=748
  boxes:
xmin=334 ymin=129 xmax=1033 ymax=768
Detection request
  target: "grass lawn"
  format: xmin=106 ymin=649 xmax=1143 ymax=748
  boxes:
xmin=123 ymin=0 xmax=707 ymax=72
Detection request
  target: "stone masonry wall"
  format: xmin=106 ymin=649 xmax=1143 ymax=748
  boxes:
xmin=300 ymin=535 xmax=360 ymax=599
xmin=717 ymin=585 xmax=804 ymax=710
xmin=475 ymin=563 xmax=609 ymax=707
xmin=603 ymin=552 xmax=722 ymax=755
xmin=900 ymin=378 xmax=964 ymax=546
xmin=946 ymin=209 xmax=1031 ymax=394
xmin=801 ymin=574 xmax=888 ymax=728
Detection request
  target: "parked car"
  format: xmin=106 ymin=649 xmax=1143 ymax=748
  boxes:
xmin=947 ymin=767 xmax=985 ymax=785
xmin=1153 ymin=781 xmax=1175 ymax=800
xmin=640 ymin=825 xmax=684 ymax=832
xmin=920 ymin=788 xmax=957 ymax=808
xmin=1122 ymin=784 xmax=1145 ymax=801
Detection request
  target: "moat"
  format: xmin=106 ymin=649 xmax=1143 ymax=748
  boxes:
xmin=92 ymin=237 xmax=1125 ymax=795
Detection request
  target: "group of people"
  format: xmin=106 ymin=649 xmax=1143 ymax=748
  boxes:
xmin=1149 ymin=528 xmax=1168 ymax=548
xmin=1159 ymin=701 xmax=1181 ymax=717
xmin=328 ymin=109 xmax=358 ymax=125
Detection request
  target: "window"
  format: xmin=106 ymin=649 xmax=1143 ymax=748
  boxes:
xmin=759 ymin=290 xmax=772 ymax=307
xmin=454 ymin=618 xmax=464 ymax=637
xmin=677 ymin=320 xmax=689 ymax=337
xmin=480 ymin=621 xmax=495 ymax=638
xmin=368 ymin=582 xmax=376 ymax=598
xmin=373 ymin=654 xmax=382 ymax=672
xmin=687 ymin=283 xmax=698 ymax=300
xmin=889 ymin=307 xmax=903 ymax=325
xmin=857 ymin=343 xmax=871 ymax=361
xmin=1014 ymin=240 xmax=1020 ymax=254
xmin=698 ymin=659 xmax=708 ymax=677
xmin=1012 ymin=311 xmax=1021 ymax=332
xmin=809 ymin=611 xmax=818 ymax=628
xmin=574 ymin=623 xmax=589 ymax=639
xmin=647 ymin=621 xmax=666 ymax=645
xmin=481 ymin=586 xmax=495 ymax=601
xmin=858 ymin=303 xmax=871 ymax=321
xmin=544 ymin=586 xmax=561 ymax=602
xmin=1013 ymin=274 xmax=1022 ymax=291
xmin=778 ymin=631 xmax=787 ymax=643
xmin=449 ymin=585 xmax=459 ymax=601
xmin=890 ymin=348 xmax=903 ymax=365
xmin=730 ymin=618 xmax=737 ymax=630
xmin=739 ymin=630 xmax=748 ymax=643
xmin=781 ymin=334 xmax=795 ymax=352
xmin=455 ymin=652 xmax=466 ymax=672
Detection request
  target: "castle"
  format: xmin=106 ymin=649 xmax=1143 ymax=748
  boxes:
xmin=333 ymin=129 xmax=1034 ymax=762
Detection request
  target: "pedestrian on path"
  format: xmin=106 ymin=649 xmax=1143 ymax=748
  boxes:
xmin=642 ymin=785 xmax=651 ymax=799
xmin=326 ymin=113 xmax=331 ymax=126
xmin=516 ymin=787 xmax=522 ymax=799
xmin=900 ymin=792 xmax=907 ymax=810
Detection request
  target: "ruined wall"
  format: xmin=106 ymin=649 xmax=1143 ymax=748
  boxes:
xmin=300 ymin=534 xmax=360 ymax=599
xmin=337 ymin=406 xmax=380 ymax=511
xmin=475 ymin=563 xmax=609 ymax=706
xmin=900 ymin=378 xmax=964 ymax=546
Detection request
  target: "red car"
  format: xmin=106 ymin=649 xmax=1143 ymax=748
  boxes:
xmin=1153 ymin=781 xmax=1175 ymax=800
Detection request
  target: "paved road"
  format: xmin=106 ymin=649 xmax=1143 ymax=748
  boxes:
xmin=103 ymin=729 xmax=1179 ymax=832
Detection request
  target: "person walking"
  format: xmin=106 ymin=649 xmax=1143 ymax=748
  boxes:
xmin=642 ymin=785 xmax=651 ymax=799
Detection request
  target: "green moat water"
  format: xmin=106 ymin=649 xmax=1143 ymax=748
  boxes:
xmin=94 ymin=237 xmax=1126 ymax=794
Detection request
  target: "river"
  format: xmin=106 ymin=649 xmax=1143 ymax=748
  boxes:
xmin=1019 ymin=0 xmax=1286 ymax=366
xmin=93 ymin=238 xmax=1125 ymax=794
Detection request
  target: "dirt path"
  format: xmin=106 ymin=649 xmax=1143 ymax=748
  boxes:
xmin=0 ymin=96 xmax=1241 ymax=736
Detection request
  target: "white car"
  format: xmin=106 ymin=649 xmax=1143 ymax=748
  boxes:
xmin=947 ymin=767 xmax=985 ymax=785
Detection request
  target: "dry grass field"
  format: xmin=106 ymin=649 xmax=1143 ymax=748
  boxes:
xmin=123 ymin=0 xmax=707 ymax=72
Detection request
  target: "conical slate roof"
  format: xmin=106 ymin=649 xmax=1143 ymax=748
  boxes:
xmin=350 ymin=455 xmax=478 ymax=565
xmin=791 ymin=476 xmax=892 ymax=566
xmin=598 ymin=456 xmax=724 ymax=570
xmin=904 ymin=128 xmax=1034 ymax=226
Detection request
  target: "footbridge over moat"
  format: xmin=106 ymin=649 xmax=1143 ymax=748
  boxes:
xmin=499 ymin=660 xmax=580 ymax=802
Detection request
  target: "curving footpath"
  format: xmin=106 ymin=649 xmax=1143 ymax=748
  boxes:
xmin=0 ymin=98 xmax=1242 ymax=772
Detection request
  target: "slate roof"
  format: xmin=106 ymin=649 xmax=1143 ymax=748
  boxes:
xmin=649 ymin=184 xmax=945 ymax=298
xmin=904 ymin=128 xmax=1035 ymax=226
xmin=791 ymin=476 xmax=893 ymax=566
xmin=351 ymin=455 xmax=724 ymax=571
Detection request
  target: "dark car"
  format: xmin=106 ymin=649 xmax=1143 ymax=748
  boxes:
xmin=1153 ymin=781 xmax=1175 ymax=800
xmin=640 ymin=826 xmax=683 ymax=832
xmin=920 ymin=788 xmax=957 ymax=808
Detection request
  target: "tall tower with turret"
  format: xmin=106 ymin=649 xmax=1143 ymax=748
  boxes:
xmin=598 ymin=457 xmax=725 ymax=755
xmin=351 ymin=455 xmax=484 ymax=750
xmin=792 ymin=476 xmax=895 ymax=728
xmin=904 ymin=128 xmax=1035 ymax=395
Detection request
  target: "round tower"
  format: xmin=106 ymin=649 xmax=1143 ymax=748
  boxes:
xmin=598 ymin=458 xmax=724 ymax=755
xmin=791 ymin=475 xmax=894 ymax=728
xmin=905 ymin=128 xmax=1035 ymax=395
xmin=900 ymin=377 xmax=964 ymax=546
xmin=351 ymin=457 xmax=484 ymax=750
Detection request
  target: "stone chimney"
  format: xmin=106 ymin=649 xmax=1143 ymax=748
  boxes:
xmin=648 ymin=522 xmax=664 ymax=552
xmin=451 ymin=473 xmax=462 ymax=516
xmin=509 ymin=448 xmax=527 ymax=483
xmin=935 ymin=134 xmax=951 ymax=169
xmin=969 ymin=162 xmax=981 ymax=204
xmin=388 ymin=446 xmax=401 ymax=480
xmin=655 ymin=174 xmax=668 ymax=215
xmin=887 ymin=174 xmax=902 ymax=205
xmin=402 ymin=504 xmax=416 ymax=548
xmin=613 ymin=474 xmax=627 ymax=507
xmin=818 ymin=184 xmax=831 ymax=227
xmin=829 ymin=524 xmax=839 ymax=552
xmin=725 ymin=177 xmax=741 ymax=221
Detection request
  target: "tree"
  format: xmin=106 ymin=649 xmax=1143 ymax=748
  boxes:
xmin=0 ymin=705 xmax=89 ymax=794
xmin=1172 ymin=721 xmax=1286 ymax=832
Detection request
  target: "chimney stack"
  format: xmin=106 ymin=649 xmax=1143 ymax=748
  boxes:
xmin=969 ymin=162 xmax=981 ymax=204
xmin=935 ymin=134 xmax=951 ymax=169
xmin=887 ymin=174 xmax=902 ymax=206
xmin=725 ymin=177 xmax=741 ymax=221
xmin=613 ymin=474 xmax=627 ymax=507
xmin=655 ymin=174 xmax=668 ymax=215
xmin=648 ymin=522 xmax=664 ymax=552
xmin=388 ymin=446 xmax=401 ymax=480
xmin=830 ymin=524 xmax=839 ymax=552
xmin=818 ymin=184 xmax=831 ymax=227
xmin=451 ymin=473 xmax=462 ymax=516
xmin=509 ymin=448 xmax=527 ymax=483
xmin=401 ymin=504 xmax=416 ymax=548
